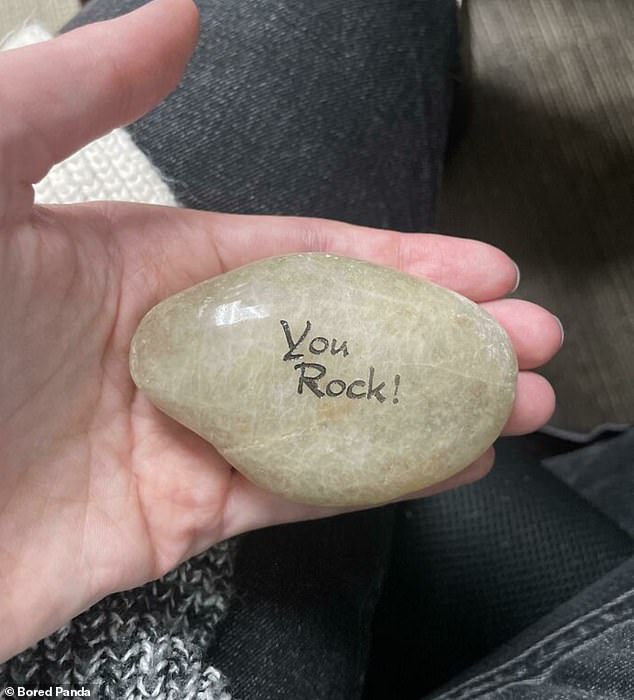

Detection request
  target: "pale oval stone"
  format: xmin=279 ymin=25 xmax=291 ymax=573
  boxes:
xmin=130 ymin=253 xmax=517 ymax=506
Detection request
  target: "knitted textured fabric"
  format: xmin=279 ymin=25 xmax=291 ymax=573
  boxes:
xmin=0 ymin=26 xmax=235 ymax=699
xmin=0 ymin=546 xmax=235 ymax=699
xmin=34 ymin=124 xmax=179 ymax=206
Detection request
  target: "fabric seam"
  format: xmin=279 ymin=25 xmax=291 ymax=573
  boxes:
xmin=436 ymin=586 xmax=634 ymax=699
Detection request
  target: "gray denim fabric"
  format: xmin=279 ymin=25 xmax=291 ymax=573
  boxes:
xmin=432 ymin=552 xmax=634 ymax=699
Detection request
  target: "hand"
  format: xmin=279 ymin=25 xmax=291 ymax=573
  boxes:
xmin=0 ymin=0 xmax=560 ymax=661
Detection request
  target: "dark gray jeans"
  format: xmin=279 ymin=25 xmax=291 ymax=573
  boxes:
xmin=68 ymin=1 xmax=634 ymax=697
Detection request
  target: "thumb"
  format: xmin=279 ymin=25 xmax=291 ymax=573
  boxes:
xmin=0 ymin=0 xmax=198 ymax=220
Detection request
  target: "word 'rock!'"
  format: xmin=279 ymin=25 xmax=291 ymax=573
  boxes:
xmin=129 ymin=253 xmax=517 ymax=506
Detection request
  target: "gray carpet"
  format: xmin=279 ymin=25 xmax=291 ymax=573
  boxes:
xmin=439 ymin=0 xmax=633 ymax=430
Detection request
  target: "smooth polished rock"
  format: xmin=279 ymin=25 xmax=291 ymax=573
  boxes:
xmin=129 ymin=254 xmax=517 ymax=506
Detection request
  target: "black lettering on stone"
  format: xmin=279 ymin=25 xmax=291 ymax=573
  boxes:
xmin=281 ymin=319 xmax=311 ymax=361
xmin=309 ymin=336 xmax=329 ymax=355
xmin=346 ymin=380 xmax=366 ymax=399
xmin=367 ymin=366 xmax=386 ymax=403
xmin=393 ymin=374 xmax=401 ymax=404
xmin=294 ymin=362 xmax=326 ymax=397
xmin=331 ymin=339 xmax=349 ymax=357
xmin=326 ymin=379 xmax=346 ymax=397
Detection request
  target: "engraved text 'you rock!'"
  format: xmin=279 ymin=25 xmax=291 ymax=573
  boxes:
xmin=280 ymin=319 xmax=401 ymax=404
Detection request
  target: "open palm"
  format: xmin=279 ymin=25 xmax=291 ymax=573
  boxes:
xmin=0 ymin=0 xmax=561 ymax=662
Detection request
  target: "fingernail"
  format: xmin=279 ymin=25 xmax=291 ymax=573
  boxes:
xmin=554 ymin=315 xmax=565 ymax=347
xmin=510 ymin=261 xmax=521 ymax=293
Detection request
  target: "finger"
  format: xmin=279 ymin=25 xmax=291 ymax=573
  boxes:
xmin=503 ymin=371 xmax=556 ymax=436
xmin=109 ymin=205 xmax=520 ymax=303
xmin=0 ymin=0 xmax=198 ymax=188
xmin=202 ymin=214 xmax=520 ymax=302
xmin=481 ymin=299 xmax=564 ymax=369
